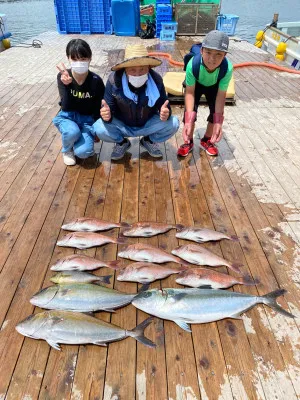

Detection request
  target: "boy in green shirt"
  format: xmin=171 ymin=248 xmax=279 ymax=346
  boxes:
xmin=178 ymin=30 xmax=233 ymax=157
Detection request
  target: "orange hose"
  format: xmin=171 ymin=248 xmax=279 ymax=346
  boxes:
xmin=148 ymin=51 xmax=300 ymax=74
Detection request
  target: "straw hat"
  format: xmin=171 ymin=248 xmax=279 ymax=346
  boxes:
xmin=111 ymin=44 xmax=162 ymax=71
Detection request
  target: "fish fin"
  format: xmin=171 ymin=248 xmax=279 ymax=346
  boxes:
xmin=230 ymin=263 xmax=243 ymax=274
xmin=138 ymin=283 xmax=150 ymax=293
xmin=262 ymin=289 xmax=295 ymax=318
xmin=106 ymin=260 xmax=123 ymax=270
xmin=100 ymin=275 xmax=113 ymax=284
xmin=83 ymin=312 xmax=95 ymax=316
xmin=241 ymin=275 xmax=260 ymax=286
xmin=120 ymin=222 xmax=131 ymax=228
xmin=103 ymin=308 xmax=116 ymax=313
xmin=173 ymin=293 xmax=188 ymax=301
xmin=174 ymin=320 xmax=192 ymax=332
xmin=130 ymin=317 xmax=156 ymax=348
xmin=47 ymin=340 xmax=61 ymax=351
xmin=93 ymin=341 xmax=108 ymax=347
xmin=116 ymin=237 xmax=127 ymax=244
xmin=198 ymin=285 xmax=213 ymax=289
xmin=230 ymin=235 xmax=239 ymax=242
xmin=175 ymin=224 xmax=185 ymax=231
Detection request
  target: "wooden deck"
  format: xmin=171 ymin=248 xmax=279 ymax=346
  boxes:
xmin=0 ymin=32 xmax=299 ymax=400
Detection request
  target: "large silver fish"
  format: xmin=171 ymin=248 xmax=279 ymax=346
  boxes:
xmin=172 ymin=244 xmax=242 ymax=273
xmin=30 ymin=283 xmax=135 ymax=312
xmin=176 ymin=227 xmax=238 ymax=243
xmin=176 ymin=268 xmax=259 ymax=289
xmin=122 ymin=222 xmax=183 ymax=238
xmin=16 ymin=311 xmax=155 ymax=350
xmin=132 ymin=288 xmax=294 ymax=332
xmin=57 ymin=232 xmax=125 ymax=250
xmin=50 ymin=271 xmax=113 ymax=285
xmin=62 ymin=218 xmax=130 ymax=232
xmin=118 ymin=243 xmax=189 ymax=265
xmin=115 ymin=262 xmax=185 ymax=284
xmin=50 ymin=254 xmax=121 ymax=271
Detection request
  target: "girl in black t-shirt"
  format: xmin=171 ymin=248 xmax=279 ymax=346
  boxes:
xmin=53 ymin=39 xmax=105 ymax=166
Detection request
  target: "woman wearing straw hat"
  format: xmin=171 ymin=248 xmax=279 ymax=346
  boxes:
xmin=93 ymin=44 xmax=179 ymax=160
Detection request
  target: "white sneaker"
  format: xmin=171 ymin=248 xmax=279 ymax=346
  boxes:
xmin=63 ymin=151 xmax=76 ymax=166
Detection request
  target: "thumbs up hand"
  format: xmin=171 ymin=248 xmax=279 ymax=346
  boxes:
xmin=160 ymin=100 xmax=170 ymax=121
xmin=100 ymin=99 xmax=111 ymax=122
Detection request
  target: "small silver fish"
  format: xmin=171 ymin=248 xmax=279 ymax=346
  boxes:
xmin=122 ymin=222 xmax=184 ymax=238
xmin=50 ymin=271 xmax=112 ymax=285
xmin=57 ymin=232 xmax=125 ymax=250
xmin=115 ymin=262 xmax=185 ymax=284
xmin=118 ymin=243 xmax=189 ymax=265
xmin=50 ymin=254 xmax=121 ymax=271
xmin=62 ymin=217 xmax=130 ymax=232
xmin=172 ymin=244 xmax=242 ymax=273
xmin=176 ymin=227 xmax=238 ymax=243
xmin=16 ymin=311 xmax=156 ymax=350
xmin=176 ymin=268 xmax=259 ymax=289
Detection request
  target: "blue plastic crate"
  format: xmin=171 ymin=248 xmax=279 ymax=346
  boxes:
xmin=54 ymin=0 xmax=112 ymax=34
xmin=156 ymin=0 xmax=171 ymax=3
xmin=217 ymin=14 xmax=239 ymax=36
xmin=160 ymin=30 xmax=175 ymax=41
xmin=156 ymin=4 xmax=172 ymax=15
xmin=161 ymin=21 xmax=177 ymax=32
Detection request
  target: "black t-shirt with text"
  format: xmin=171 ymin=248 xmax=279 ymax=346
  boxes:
xmin=57 ymin=70 xmax=105 ymax=120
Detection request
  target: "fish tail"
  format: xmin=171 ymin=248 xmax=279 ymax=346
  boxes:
xmin=106 ymin=260 xmax=123 ymax=270
xmin=100 ymin=275 xmax=113 ymax=284
xmin=116 ymin=237 xmax=127 ymax=244
xmin=262 ymin=289 xmax=295 ymax=318
xmin=130 ymin=317 xmax=156 ymax=348
xmin=230 ymin=235 xmax=239 ymax=242
xmin=175 ymin=224 xmax=185 ymax=231
xmin=120 ymin=222 xmax=131 ymax=228
xmin=240 ymin=275 xmax=260 ymax=286
xmin=229 ymin=263 xmax=243 ymax=274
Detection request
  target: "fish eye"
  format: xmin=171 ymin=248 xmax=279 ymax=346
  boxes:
xmin=142 ymin=291 xmax=152 ymax=298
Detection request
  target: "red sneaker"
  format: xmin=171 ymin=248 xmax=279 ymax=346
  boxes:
xmin=177 ymin=142 xmax=194 ymax=157
xmin=200 ymin=139 xmax=218 ymax=156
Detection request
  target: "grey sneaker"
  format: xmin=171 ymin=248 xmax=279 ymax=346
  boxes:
xmin=140 ymin=137 xmax=163 ymax=158
xmin=111 ymin=139 xmax=131 ymax=160
xmin=62 ymin=151 xmax=76 ymax=166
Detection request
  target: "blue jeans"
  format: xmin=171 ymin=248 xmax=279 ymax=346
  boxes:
xmin=53 ymin=111 xmax=95 ymax=159
xmin=93 ymin=114 xmax=179 ymax=143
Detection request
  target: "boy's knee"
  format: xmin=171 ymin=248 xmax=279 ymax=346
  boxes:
xmin=93 ymin=119 xmax=107 ymax=138
xmin=167 ymin=116 xmax=180 ymax=134
xmin=74 ymin=145 xmax=94 ymax=159
xmin=62 ymin=125 xmax=81 ymax=141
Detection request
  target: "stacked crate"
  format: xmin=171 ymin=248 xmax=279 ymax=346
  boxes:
xmin=155 ymin=0 xmax=172 ymax=38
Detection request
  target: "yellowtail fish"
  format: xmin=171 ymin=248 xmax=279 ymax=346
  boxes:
xmin=50 ymin=254 xmax=121 ymax=271
xmin=114 ymin=262 xmax=185 ymax=284
xmin=50 ymin=271 xmax=113 ymax=285
xmin=57 ymin=232 xmax=125 ymax=250
xmin=122 ymin=222 xmax=184 ymax=238
xmin=176 ymin=227 xmax=238 ymax=243
xmin=171 ymin=244 xmax=242 ymax=273
xmin=16 ymin=311 xmax=156 ymax=350
xmin=30 ymin=283 xmax=136 ymax=312
xmin=176 ymin=268 xmax=259 ymax=289
xmin=62 ymin=217 xmax=130 ymax=232
xmin=132 ymin=288 xmax=294 ymax=332
xmin=118 ymin=243 xmax=189 ymax=265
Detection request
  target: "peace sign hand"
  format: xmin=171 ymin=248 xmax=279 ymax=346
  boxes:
xmin=56 ymin=63 xmax=72 ymax=85
xmin=160 ymin=100 xmax=170 ymax=121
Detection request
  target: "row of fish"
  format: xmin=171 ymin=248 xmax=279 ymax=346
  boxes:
xmin=61 ymin=217 xmax=237 ymax=241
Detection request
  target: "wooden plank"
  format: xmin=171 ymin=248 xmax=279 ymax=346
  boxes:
xmin=0 ymin=161 xmax=80 ymax=397
xmin=136 ymin=145 xmax=168 ymax=400
xmin=102 ymin=140 xmax=138 ymax=400
xmin=162 ymin=117 xmax=202 ymax=400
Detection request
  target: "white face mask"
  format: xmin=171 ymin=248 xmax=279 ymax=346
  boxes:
xmin=70 ymin=61 xmax=89 ymax=75
xmin=128 ymin=73 xmax=148 ymax=88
